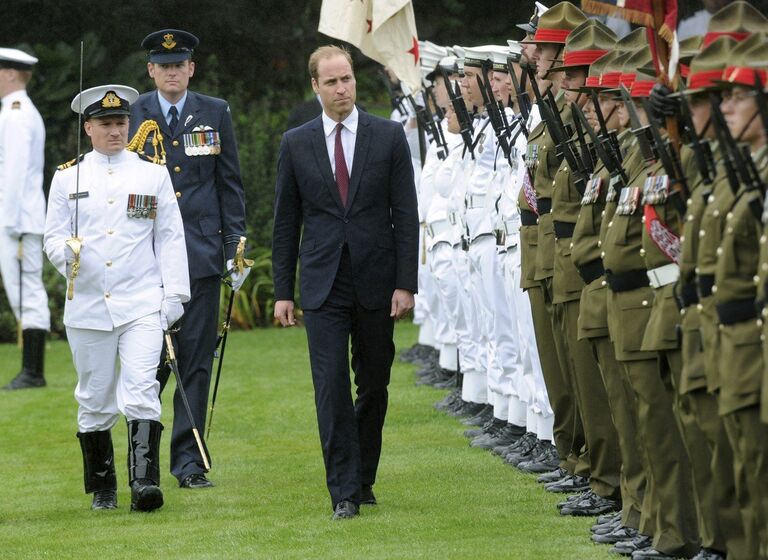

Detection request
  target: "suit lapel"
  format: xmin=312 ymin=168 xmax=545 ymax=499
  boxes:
xmin=175 ymin=91 xmax=202 ymax=138
xmin=144 ymin=92 xmax=172 ymax=140
xmin=345 ymin=111 xmax=371 ymax=213
xmin=310 ymin=117 xmax=344 ymax=212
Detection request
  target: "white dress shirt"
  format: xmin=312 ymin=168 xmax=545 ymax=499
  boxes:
xmin=322 ymin=106 xmax=357 ymax=179
xmin=0 ymin=89 xmax=46 ymax=235
xmin=44 ymin=149 xmax=190 ymax=331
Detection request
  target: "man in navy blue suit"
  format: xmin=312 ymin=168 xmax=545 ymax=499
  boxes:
xmin=272 ymin=45 xmax=419 ymax=520
xmin=129 ymin=29 xmax=248 ymax=490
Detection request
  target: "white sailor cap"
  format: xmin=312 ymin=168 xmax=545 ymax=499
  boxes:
xmin=453 ymin=45 xmax=466 ymax=73
xmin=420 ymin=41 xmax=450 ymax=72
xmin=507 ymin=40 xmax=523 ymax=63
xmin=70 ymin=84 xmax=139 ymax=120
xmin=487 ymin=45 xmax=513 ymax=72
xmin=463 ymin=46 xmax=495 ymax=69
xmin=0 ymin=48 xmax=38 ymax=70
xmin=426 ymin=55 xmax=459 ymax=82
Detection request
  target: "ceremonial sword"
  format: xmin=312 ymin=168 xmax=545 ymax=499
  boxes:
xmin=65 ymin=41 xmax=84 ymax=300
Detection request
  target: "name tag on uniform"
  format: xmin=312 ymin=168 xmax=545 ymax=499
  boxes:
xmin=183 ymin=125 xmax=221 ymax=156
xmin=127 ymin=194 xmax=157 ymax=219
xmin=69 ymin=191 xmax=89 ymax=200
xmin=616 ymin=186 xmax=641 ymax=215
xmin=581 ymin=176 xmax=602 ymax=206
xmin=641 ymin=175 xmax=669 ymax=205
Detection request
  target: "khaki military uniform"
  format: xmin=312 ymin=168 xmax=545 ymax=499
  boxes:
xmin=519 ymin=108 xmax=581 ymax=475
xmin=572 ymin=130 xmax=647 ymax=529
xmin=603 ymin=158 xmax=699 ymax=557
xmin=678 ymin=143 xmax=750 ymax=559
xmin=715 ymin=146 xmax=768 ymax=558
xmin=551 ymin=129 xmax=622 ymax=500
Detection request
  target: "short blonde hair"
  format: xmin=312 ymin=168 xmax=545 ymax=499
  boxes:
xmin=308 ymin=45 xmax=353 ymax=81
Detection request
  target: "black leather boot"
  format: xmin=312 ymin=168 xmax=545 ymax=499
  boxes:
xmin=3 ymin=329 xmax=46 ymax=390
xmin=77 ymin=430 xmax=117 ymax=510
xmin=127 ymin=420 xmax=164 ymax=512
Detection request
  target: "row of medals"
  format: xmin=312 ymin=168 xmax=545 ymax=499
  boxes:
xmin=183 ymin=127 xmax=221 ymax=156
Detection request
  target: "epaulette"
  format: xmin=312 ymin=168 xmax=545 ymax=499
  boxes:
xmin=57 ymin=154 xmax=85 ymax=171
xmin=136 ymin=152 xmax=166 ymax=165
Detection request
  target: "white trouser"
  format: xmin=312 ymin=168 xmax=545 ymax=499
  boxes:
xmin=453 ymin=246 xmax=486 ymax=403
xmin=67 ymin=313 xmax=163 ymax=432
xmin=468 ymin=235 xmax=519 ymax=401
xmin=502 ymin=246 xmax=552 ymax=416
xmin=429 ymin=242 xmax=459 ymax=371
xmin=0 ymin=232 xmax=50 ymax=330
xmin=527 ymin=407 xmax=555 ymax=441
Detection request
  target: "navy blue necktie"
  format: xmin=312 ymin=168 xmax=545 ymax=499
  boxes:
xmin=168 ymin=106 xmax=179 ymax=133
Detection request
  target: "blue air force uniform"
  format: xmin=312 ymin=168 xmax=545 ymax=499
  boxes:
xmin=129 ymin=29 xmax=246 ymax=486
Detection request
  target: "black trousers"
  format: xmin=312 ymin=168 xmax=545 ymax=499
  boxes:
xmin=158 ymin=274 xmax=220 ymax=481
xmin=302 ymin=248 xmax=395 ymax=509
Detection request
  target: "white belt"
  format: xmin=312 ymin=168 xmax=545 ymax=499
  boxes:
xmin=427 ymin=219 xmax=452 ymax=238
xmin=448 ymin=211 xmax=459 ymax=225
xmin=503 ymin=219 xmax=519 ymax=235
xmin=465 ymin=194 xmax=486 ymax=209
xmin=647 ymin=263 xmax=679 ymax=289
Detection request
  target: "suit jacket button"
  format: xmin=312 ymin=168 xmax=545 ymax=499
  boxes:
xmin=174 ymin=166 xmax=181 ymax=173
xmin=175 ymin=191 xmax=182 ymax=198
xmin=172 ymin=140 xmax=180 ymax=147
xmin=338 ymin=243 xmax=343 ymax=249
xmin=344 ymin=218 xmax=349 ymax=224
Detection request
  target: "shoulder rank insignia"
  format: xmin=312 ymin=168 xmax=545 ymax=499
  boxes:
xmin=57 ymin=154 xmax=85 ymax=171
xmin=137 ymin=152 xmax=164 ymax=165
xmin=11 ymin=100 xmax=21 ymax=110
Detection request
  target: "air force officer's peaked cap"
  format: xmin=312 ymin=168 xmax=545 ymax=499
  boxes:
xmin=0 ymin=48 xmax=38 ymax=70
xmin=141 ymin=29 xmax=199 ymax=63
xmin=71 ymin=85 xmax=139 ymax=120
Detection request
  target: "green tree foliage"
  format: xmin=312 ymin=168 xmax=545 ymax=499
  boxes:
xmin=0 ymin=1 xmax=557 ymax=337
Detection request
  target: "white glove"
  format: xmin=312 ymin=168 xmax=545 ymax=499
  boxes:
xmin=226 ymin=259 xmax=251 ymax=292
xmin=160 ymin=295 xmax=184 ymax=331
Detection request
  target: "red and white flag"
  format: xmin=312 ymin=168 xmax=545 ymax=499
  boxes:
xmin=319 ymin=0 xmax=421 ymax=91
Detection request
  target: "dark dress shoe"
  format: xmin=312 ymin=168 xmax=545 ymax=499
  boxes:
xmin=595 ymin=511 xmax=621 ymax=526
xmin=691 ymin=549 xmax=726 ymax=560
xmin=332 ymin=500 xmax=359 ymax=520
xmin=557 ymin=490 xmax=591 ymax=510
xmin=92 ymin=489 xmax=117 ymax=510
xmin=591 ymin=516 xmax=621 ymax=535
xmin=592 ymin=525 xmax=638 ymax=544
xmin=631 ymin=547 xmax=678 ymax=559
xmin=360 ymin=485 xmax=377 ymax=505
xmin=610 ymin=534 xmax=653 ymax=556
xmin=180 ymin=473 xmax=215 ymax=489
xmin=544 ymin=474 xmax=590 ymax=493
xmin=560 ymin=491 xmax=621 ymax=516
xmin=517 ymin=442 xmax=560 ymax=473
xmin=3 ymin=370 xmax=46 ymax=390
xmin=131 ymin=479 xmax=163 ymax=512
xmin=537 ymin=467 xmax=567 ymax=484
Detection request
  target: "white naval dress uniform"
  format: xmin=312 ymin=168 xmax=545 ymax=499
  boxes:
xmin=463 ymin=115 xmax=518 ymax=419
xmin=0 ymin=89 xmax=50 ymax=330
xmin=393 ymin=102 xmax=436 ymax=349
xmin=44 ymin=149 xmax=190 ymax=432
xmin=424 ymin=125 xmax=464 ymax=373
xmin=500 ymin=107 xmax=554 ymax=441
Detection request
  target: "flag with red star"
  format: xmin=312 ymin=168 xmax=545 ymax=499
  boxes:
xmin=319 ymin=0 xmax=421 ymax=91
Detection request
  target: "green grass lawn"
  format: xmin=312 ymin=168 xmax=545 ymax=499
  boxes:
xmin=0 ymin=322 xmax=614 ymax=559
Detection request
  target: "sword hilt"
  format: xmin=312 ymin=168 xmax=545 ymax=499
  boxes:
xmin=233 ymin=236 xmax=254 ymax=275
xmin=65 ymin=237 xmax=82 ymax=301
